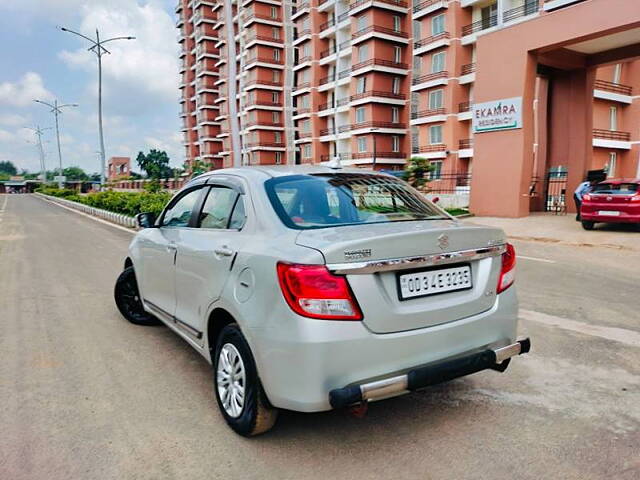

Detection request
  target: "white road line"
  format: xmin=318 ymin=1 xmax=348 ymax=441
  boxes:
xmin=37 ymin=196 xmax=135 ymax=235
xmin=520 ymin=309 xmax=640 ymax=348
xmin=517 ymin=255 xmax=556 ymax=264
xmin=0 ymin=194 xmax=7 ymax=213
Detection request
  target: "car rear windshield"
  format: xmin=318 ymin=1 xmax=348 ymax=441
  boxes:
xmin=265 ymin=173 xmax=448 ymax=229
xmin=592 ymin=183 xmax=639 ymax=194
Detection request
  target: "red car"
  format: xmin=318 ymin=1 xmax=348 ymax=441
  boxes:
xmin=580 ymin=179 xmax=640 ymax=230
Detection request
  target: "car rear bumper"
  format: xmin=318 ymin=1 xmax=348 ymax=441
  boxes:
xmin=249 ymin=287 xmax=519 ymax=412
xmin=581 ymin=204 xmax=640 ymax=223
xmin=581 ymin=212 xmax=640 ymax=223
xmin=329 ymin=338 xmax=530 ymax=409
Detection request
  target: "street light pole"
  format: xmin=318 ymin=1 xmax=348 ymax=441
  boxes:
xmin=34 ymin=99 xmax=79 ymax=187
xmin=24 ymin=126 xmax=52 ymax=182
xmin=59 ymin=26 xmax=135 ymax=188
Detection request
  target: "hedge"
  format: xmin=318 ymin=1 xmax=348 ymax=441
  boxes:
xmin=36 ymin=187 xmax=172 ymax=218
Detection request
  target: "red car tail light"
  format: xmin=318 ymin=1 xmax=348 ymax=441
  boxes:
xmin=277 ymin=263 xmax=362 ymax=320
xmin=582 ymin=194 xmax=591 ymax=201
xmin=631 ymin=194 xmax=640 ymax=202
xmin=497 ymin=243 xmax=516 ymax=294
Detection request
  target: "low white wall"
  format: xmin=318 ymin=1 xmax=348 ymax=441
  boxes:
xmin=424 ymin=193 xmax=470 ymax=210
xmin=35 ymin=193 xmax=136 ymax=228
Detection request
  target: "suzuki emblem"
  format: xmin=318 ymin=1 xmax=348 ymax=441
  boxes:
xmin=437 ymin=234 xmax=449 ymax=250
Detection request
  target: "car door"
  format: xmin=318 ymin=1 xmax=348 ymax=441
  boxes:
xmin=173 ymin=182 xmax=248 ymax=339
xmin=138 ymin=186 xmax=205 ymax=319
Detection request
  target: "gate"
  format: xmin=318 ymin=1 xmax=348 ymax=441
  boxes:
xmin=545 ymin=168 xmax=568 ymax=213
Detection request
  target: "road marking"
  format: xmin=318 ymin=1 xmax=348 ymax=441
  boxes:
xmin=36 ymin=196 xmax=135 ymax=235
xmin=517 ymin=255 xmax=556 ymax=264
xmin=520 ymin=309 xmax=640 ymax=348
xmin=0 ymin=194 xmax=7 ymax=213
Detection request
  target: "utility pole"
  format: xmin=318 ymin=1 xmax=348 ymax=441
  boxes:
xmin=34 ymin=99 xmax=78 ymax=187
xmin=59 ymin=26 xmax=135 ymax=188
xmin=24 ymin=126 xmax=52 ymax=183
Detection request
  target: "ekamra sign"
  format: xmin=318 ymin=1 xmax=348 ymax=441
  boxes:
xmin=473 ymin=97 xmax=523 ymax=133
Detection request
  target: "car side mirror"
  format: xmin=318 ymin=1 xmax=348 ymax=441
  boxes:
xmin=136 ymin=212 xmax=157 ymax=229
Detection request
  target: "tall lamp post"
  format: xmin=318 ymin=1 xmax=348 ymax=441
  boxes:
xmin=24 ymin=126 xmax=52 ymax=182
xmin=34 ymin=99 xmax=78 ymax=187
xmin=58 ymin=26 xmax=135 ymax=188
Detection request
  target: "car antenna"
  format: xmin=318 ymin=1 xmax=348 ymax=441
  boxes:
xmin=327 ymin=155 xmax=342 ymax=170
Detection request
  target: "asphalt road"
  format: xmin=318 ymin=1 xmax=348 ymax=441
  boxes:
xmin=1 ymin=194 xmax=638 ymax=480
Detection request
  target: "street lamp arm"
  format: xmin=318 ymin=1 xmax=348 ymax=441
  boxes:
xmin=34 ymin=99 xmax=55 ymax=109
xmin=59 ymin=26 xmax=98 ymax=45
xmin=58 ymin=103 xmax=80 ymax=109
xmin=101 ymin=36 xmax=136 ymax=44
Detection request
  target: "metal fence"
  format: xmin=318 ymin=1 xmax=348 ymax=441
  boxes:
xmin=424 ymin=173 xmax=472 ymax=195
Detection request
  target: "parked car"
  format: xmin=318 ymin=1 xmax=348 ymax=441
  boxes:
xmin=114 ymin=165 xmax=530 ymax=436
xmin=580 ymin=179 xmax=640 ymax=230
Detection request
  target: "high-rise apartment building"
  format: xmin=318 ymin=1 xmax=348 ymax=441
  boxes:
xmin=177 ymin=0 xmax=639 ymax=188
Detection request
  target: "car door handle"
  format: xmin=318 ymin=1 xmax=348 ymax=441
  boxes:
xmin=214 ymin=246 xmax=234 ymax=257
xmin=166 ymin=244 xmax=177 ymax=253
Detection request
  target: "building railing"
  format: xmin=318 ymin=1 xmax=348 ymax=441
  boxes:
xmin=412 ymin=71 xmax=448 ymax=85
xmin=350 ymin=90 xmax=406 ymax=101
xmin=292 ymin=2 xmax=310 ymax=15
xmin=462 ymin=14 xmax=497 ymax=36
xmin=411 ymin=108 xmax=445 ymax=119
xmin=296 ymin=107 xmax=311 ymax=114
xmin=460 ymin=63 xmax=476 ymax=75
xmin=350 ymin=0 xmax=408 ymax=10
xmin=338 ymin=12 xmax=349 ymax=23
xmin=458 ymin=101 xmax=472 ymax=112
xmin=244 ymin=142 xmax=286 ymax=148
xmin=319 ymin=74 xmax=336 ymax=85
xmin=338 ymin=69 xmax=351 ymax=79
xmin=320 ymin=153 xmax=352 ymax=162
xmin=319 ymin=98 xmax=350 ymax=110
xmin=593 ymin=129 xmax=631 ymax=141
xmin=339 ymin=40 xmax=352 ymax=50
xmin=345 ymin=121 xmax=406 ymax=131
xmin=352 ymin=152 xmax=406 ymax=159
xmin=294 ymin=82 xmax=311 ymax=90
xmin=298 ymin=55 xmax=312 ymax=63
xmin=412 ymin=144 xmax=445 ymax=153
xmin=245 ymin=56 xmax=284 ymax=66
xmin=245 ymin=34 xmax=283 ymax=44
xmin=320 ymin=19 xmax=335 ymax=31
xmin=414 ymin=32 xmax=450 ymax=49
xmin=320 ymin=127 xmax=337 ymax=136
xmin=413 ymin=0 xmax=442 ymax=13
xmin=503 ymin=0 xmax=539 ymax=23
xmin=245 ymin=121 xmax=284 ymax=127
xmin=297 ymin=131 xmax=313 ymax=138
xmin=459 ymin=138 xmax=473 ymax=149
xmin=594 ymin=79 xmax=633 ymax=96
xmin=245 ymin=79 xmax=282 ymax=87
xmin=243 ymin=12 xmax=282 ymax=23
xmin=425 ymin=173 xmax=472 ymax=194
xmin=246 ymin=100 xmax=282 ymax=107
xmin=352 ymin=25 xmax=409 ymax=40
xmin=352 ymin=58 xmax=408 ymax=71
xmin=295 ymin=28 xmax=312 ymax=39
xmin=320 ymin=46 xmax=337 ymax=58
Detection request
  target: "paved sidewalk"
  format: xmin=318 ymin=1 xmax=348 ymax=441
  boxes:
xmin=469 ymin=212 xmax=639 ymax=251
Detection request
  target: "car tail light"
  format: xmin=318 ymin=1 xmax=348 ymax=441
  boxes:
xmin=277 ymin=263 xmax=362 ymax=320
xmin=631 ymin=194 xmax=640 ymax=202
xmin=582 ymin=194 xmax=591 ymax=201
xmin=497 ymin=243 xmax=516 ymax=294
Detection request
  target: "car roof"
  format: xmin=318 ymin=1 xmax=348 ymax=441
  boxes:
xmin=190 ymin=164 xmax=389 ymax=182
xmin=596 ymin=178 xmax=640 ymax=184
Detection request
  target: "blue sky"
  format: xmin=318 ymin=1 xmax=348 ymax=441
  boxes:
xmin=0 ymin=0 xmax=182 ymax=175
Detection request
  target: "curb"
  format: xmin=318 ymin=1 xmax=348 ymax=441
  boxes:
xmin=34 ymin=193 xmax=137 ymax=229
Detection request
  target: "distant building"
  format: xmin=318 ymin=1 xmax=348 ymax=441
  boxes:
xmin=108 ymin=157 xmax=131 ymax=180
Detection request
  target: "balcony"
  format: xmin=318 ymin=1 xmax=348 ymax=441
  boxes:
xmin=320 ymin=153 xmax=352 ymax=162
xmin=245 ymin=121 xmax=284 ymax=128
xmin=319 ymin=98 xmax=350 ymax=111
xmin=246 ymin=100 xmax=282 ymax=108
xmin=412 ymin=71 xmax=448 ymax=86
xmin=320 ymin=46 xmax=337 ymax=58
xmin=458 ymin=101 xmax=472 ymax=113
xmin=350 ymin=91 xmax=406 ymax=101
xmin=244 ymin=56 xmax=284 ymax=68
xmin=461 ymin=63 xmax=476 ymax=76
xmin=243 ymin=12 xmax=282 ymax=24
xmin=320 ymin=19 xmax=335 ymax=32
xmin=350 ymin=0 xmax=408 ymax=12
xmin=503 ymin=0 xmax=539 ymax=22
xmin=413 ymin=0 xmax=447 ymax=19
xmin=414 ymin=32 xmax=450 ymax=53
xmin=412 ymin=144 xmax=446 ymax=154
xmin=462 ymin=14 xmax=497 ymax=37
xmin=245 ymin=34 xmax=283 ymax=45
xmin=459 ymin=138 xmax=473 ymax=149
xmin=593 ymin=129 xmax=630 ymax=141
xmin=245 ymin=79 xmax=282 ymax=88
xmin=244 ymin=142 xmax=286 ymax=148
xmin=319 ymin=74 xmax=336 ymax=85
xmin=411 ymin=108 xmax=445 ymax=119
xmin=594 ymin=79 xmax=633 ymax=96
xmin=352 ymin=58 xmax=408 ymax=73
xmin=352 ymin=25 xmax=409 ymax=42
xmin=351 ymin=152 xmax=406 ymax=160
xmin=344 ymin=121 xmax=406 ymax=132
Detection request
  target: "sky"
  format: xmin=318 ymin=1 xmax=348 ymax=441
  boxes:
xmin=0 ymin=0 xmax=182 ymax=175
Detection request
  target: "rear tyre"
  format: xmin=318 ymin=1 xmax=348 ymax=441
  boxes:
xmin=213 ymin=324 xmax=278 ymax=436
xmin=114 ymin=266 xmax=161 ymax=326
xmin=581 ymin=221 xmax=595 ymax=230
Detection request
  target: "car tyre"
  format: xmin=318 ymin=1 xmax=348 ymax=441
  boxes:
xmin=581 ymin=220 xmax=595 ymax=230
xmin=213 ymin=324 xmax=278 ymax=436
xmin=114 ymin=266 xmax=161 ymax=326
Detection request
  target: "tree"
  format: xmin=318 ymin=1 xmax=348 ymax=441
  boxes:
xmin=186 ymin=159 xmax=207 ymax=177
xmin=136 ymin=149 xmax=172 ymax=180
xmin=0 ymin=161 xmax=17 ymax=176
xmin=62 ymin=166 xmax=88 ymax=181
xmin=402 ymin=156 xmax=434 ymax=189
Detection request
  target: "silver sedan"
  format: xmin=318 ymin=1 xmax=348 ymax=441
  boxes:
xmin=114 ymin=165 xmax=529 ymax=436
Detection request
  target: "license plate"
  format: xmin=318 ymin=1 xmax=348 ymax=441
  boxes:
xmin=598 ymin=210 xmax=620 ymax=216
xmin=398 ymin=265 xmax=472 ymax=300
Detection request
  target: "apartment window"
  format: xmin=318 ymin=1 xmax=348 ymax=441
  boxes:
xmin=272 ymin=27 xmax=280 ymax=39
xmin=393 ymin=15 xmax=401 ymax=33
xmin=302 ymin=42 xmax=311 ymax=57
xmin=274 ymin=131 xmax=282 ymax=143
xmin=272 ymin=70 xmax=280 ymax=82
xmin=411 ymin=126 xmax=419 ymax=150
xmin=300 ymin=95 xmax=310 ymax=109
xmin=413 ymin=56 xmax=421 ymax=75
xmin=270 ymin=6 xmax=277 ymax=19
xmin=275 ymin=152 xmax=282 ymax=164
xmin=302 ymin=18 xmax=310 ymax=30
xmin=613 ymin=63 xmax=622 ymax=84
xmin=272 ymin=111 xmax=280 ymax=123
xmin=358 ymin=45 xmax=368 ymax=63
xmin=429 ymin=89 xmax=444 ymax=110
xmin=273 ymin=48 xmax=281 ymax=61
xmin=413 ymin=20 xmax=422 ymax=39
xmin=301 ymin=119 xmax=310 ymax=132
xmin=432 ymin=14 xmax=445 ymax=35
xmin=429 ymin=160 xmax=443 ymax=180
xmin=392 ymin=77 xmax=401 ymax=94
xmin=391 ymin=107 xmax=399 ymax=123
xmin=411 ymin=92 xmax=419 ymax=115
xmin=392 ymin=135 xmax=400 ymax=152
xmin=246 ymin=90 xmax=255 ymax=103
xmin=429 ymin=125 xmax=443 ymax=144
xmin=481 ymin=3 xmax=497 ymax=29
xmin=394 ymin=46 xmax=402 ymax=64
xmin=357 ymin=76 xmax=367 ymax=94
xmin=303 ymin=144 xmax=312 ymax=158
xmin=357 ymin=15 xmax=367 ymax=32
xmin=272 ymin=91 xmax=280 ymax=103
xmin=356 ymin=107 xmax=366 ymax=123
xmin=607 ymin=152 xmax=617 ymax=178
xmin=357 ymin=137 xmax=367 ymax=153
xmin=431 ymin=52 xmax=446 ymax=73
xmin=609 ymin=106 xmax=617 ymax=130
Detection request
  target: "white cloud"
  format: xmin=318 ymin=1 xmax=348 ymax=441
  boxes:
xmin=0 ymin=72 xmax=53 ymax=107
xmin=0 ymin=113 xmax=29 ymax=127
